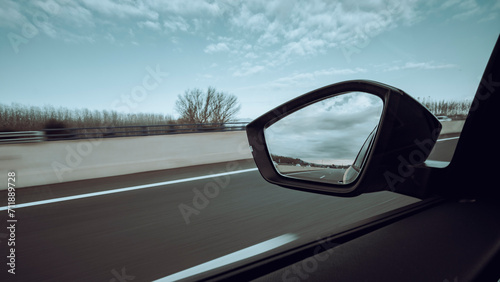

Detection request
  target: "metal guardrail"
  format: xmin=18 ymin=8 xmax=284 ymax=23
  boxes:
xmin=0 ymin=131 xmax=45 ymax=144
xmin=0 ymin=122 xmax=248 ymax=144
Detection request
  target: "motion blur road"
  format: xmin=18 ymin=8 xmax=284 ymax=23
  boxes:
xmin=0 ymin=137 xmax=458 ymax=281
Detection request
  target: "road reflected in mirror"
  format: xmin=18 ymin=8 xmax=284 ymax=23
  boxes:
xmin=264 ymin=92 xmax=383 ymax=185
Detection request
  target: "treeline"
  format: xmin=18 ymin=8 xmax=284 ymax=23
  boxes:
xmin=0 ymin=103 xmax=175 ymax=131
xmin=416 ymin=97 xmax=472 ymax=119
xmin=1 ymin=87 xmax=242 ymax=132
xmin=0 ymin=97 xmax=472 ymax=131
xmin=271 ymin=154 xmax=347 ymax=169
xmin=271 ymin=154 xmax=304 ymax=165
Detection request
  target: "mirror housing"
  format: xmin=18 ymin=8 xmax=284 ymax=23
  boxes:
xmin=246 ymin=80 xmax=441 ymax=197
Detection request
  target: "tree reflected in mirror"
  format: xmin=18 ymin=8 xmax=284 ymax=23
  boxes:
xmin=264 ymin=92 xmax=383 ymax=185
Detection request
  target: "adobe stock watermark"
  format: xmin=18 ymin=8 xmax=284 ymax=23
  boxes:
xmin=177 ymin=105 xmax=290 ymax=225
xmin=340 ymin=1 xmax=403 ymax=63
xmin=111 ymin=65 xmax=168 ymax=113
xmin=178 ymin=162 xmax=238 ymax=225
xmin=51 ymin=65 xmax=168 ymax=182
xmin=242 ymin=104 xmax=289 ymax=155
xmin=281 ymin=237 xmax=339 ymax=282
xmin=384 ymin=72 xmax=499 ymax=191
xmin=469 ymin=73 xmax=500 ymax=113
xmin=7 ymin=1 xmax=60 ymax=54
xmin=51 ymin=136 xmax=104 ymax=182
xmin=383 ymin=128 xmax=440 ymax=192
xmin=109 ymin=267 xmax=135 ymax=282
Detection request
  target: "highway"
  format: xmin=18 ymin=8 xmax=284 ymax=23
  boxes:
xmin=285 ymin=168 xmax=346 ymax=183
xmin=0 ymin=137 xmax=458 ymax=281
xmin=428 ymin=135 xmax=460 ymax=162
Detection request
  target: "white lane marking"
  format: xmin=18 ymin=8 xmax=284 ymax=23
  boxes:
xmin=285 ymin=169 xmax=325 ymax=176
xmin=0 ymin=168 xmax=258 ymax=211
xmin=320 ymin=175 xmax=326 ymax=179
xmin=437 ymin=136 xmax=459 ymax=142
xmin=285 ymin=171 xmax=312 ymax=176
xmin=154 ymin=233 xmax=298 ymax=282
xmin=1 ymin=136 xmax=459 ymax=211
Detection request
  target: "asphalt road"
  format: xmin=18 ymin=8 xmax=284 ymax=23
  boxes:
xmin=286 ymin=168 xmax=346 ymax=184
xmin=428 ymin=135 xmax=460 ymax=162
xmin=0 ymin=137 xmax=458 ymax=281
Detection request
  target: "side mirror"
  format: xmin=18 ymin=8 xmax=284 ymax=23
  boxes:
xmin=246 ymin=80 xmax=441 ymax=197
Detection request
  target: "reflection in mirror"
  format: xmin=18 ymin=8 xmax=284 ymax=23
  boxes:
xmin=264 ymin=92 xmax=383 ymax=185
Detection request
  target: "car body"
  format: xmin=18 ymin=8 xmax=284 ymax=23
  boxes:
xmin=215 ymin=35 xmax=500 ymax=281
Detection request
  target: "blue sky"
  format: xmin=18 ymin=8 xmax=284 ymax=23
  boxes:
xmin=1 ymin=0 xmax=499 ymax=120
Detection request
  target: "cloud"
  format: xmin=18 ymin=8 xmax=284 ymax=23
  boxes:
xmin=233 ymin=64 xmax=265 ymax=77
xmin=138 ymin=20 xmax=161 ymax=30
xmin=61 ymin=32 xmax=96 ymax=44
xmin=230 ymin=5 xmax=270 ymax=32
xmin=81 ymin=0 xmax=158 ymax=20
xmin=0 ymin=1 xmax=97 ymax=41
xmin=281 ymin=38 xmax=327 ymax=57
xmin=244 ymin=52 xmax=259 ymax=59
xmin=145 ymin=0 xmax=224 ymax=17
xmin=438 ymin=0 xmax=499 ymax=21
xmin=59 ymin=5 xmax=95 ymax=28
xmin=266 ymin=92 xmax=383 ymax=163
xmin=104 ymin=33 xmax=116 ymax=43
xmin=440 ymin=0 xmax=461 ymax=10
xmin=452 ymin=7 xmax=481 ymax=20
xmin=314 ymin=67 xmax=368 ymax=76
xmin=383 ymin=61 xmax=458 ymax=72
xmin=35 ymin=20 xmax=58 ymax=38
xmin=0 ymin=0 xmax=28 ymax=29
xmin=267 ymin=67 xmax=367 ymax=88
xmin=163 ymin=16 xmax=189 ymax=32
xmin=204 ymin=42 xmax=230 ymax=53
xmin=495 ymin=1 xmax=500 ymax=10
xmin=2 ymin=0 xmax=495 ymax=63
xmin=478 ymin=12 xmax=499 ymax=23
xmin=0 ymin=0 xmax=76 ymax=40
xmin=220 ymin=1 xmax=425 ymax=68
xmin=203 ymin=36 xmax=256 ymax=58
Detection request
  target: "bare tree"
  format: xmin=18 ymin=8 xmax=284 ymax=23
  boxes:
xmin=175 ymin=87 xmax=241 ymax=124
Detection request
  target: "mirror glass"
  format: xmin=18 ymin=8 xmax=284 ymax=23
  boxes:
xmin=264 ymin=92 xmax=383 ymax=185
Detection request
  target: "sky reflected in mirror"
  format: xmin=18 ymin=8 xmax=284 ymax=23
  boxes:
xmin=265 ymin=92 xmax=383 ymax=167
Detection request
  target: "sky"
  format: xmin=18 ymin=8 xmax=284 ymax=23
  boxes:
xmin=1 ymin=0 xmax=499 ymax=120
xmin=265 ymin=92 xmax=383 ymax=165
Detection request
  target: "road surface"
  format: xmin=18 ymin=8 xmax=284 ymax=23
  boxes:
xmin=286 ymin=168 xmax=346 ymax=183
xmin=0 ymin=137 xmax=458 ymax=281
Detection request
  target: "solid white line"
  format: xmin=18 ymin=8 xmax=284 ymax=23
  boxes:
xmin=285 ymin=171 xmax=312 ymax=176
xmin=1 ymin=136 xmax=459 ymax=211
xmin=0 ymin=168 xmax=258 ymax=211
xmin=437 ymin=136 xmax=459 ymax=142
xmin=154 ymin=233 xmax=298 ymax=282
xmin=285 ymin=170 xmax=324 ymax=176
